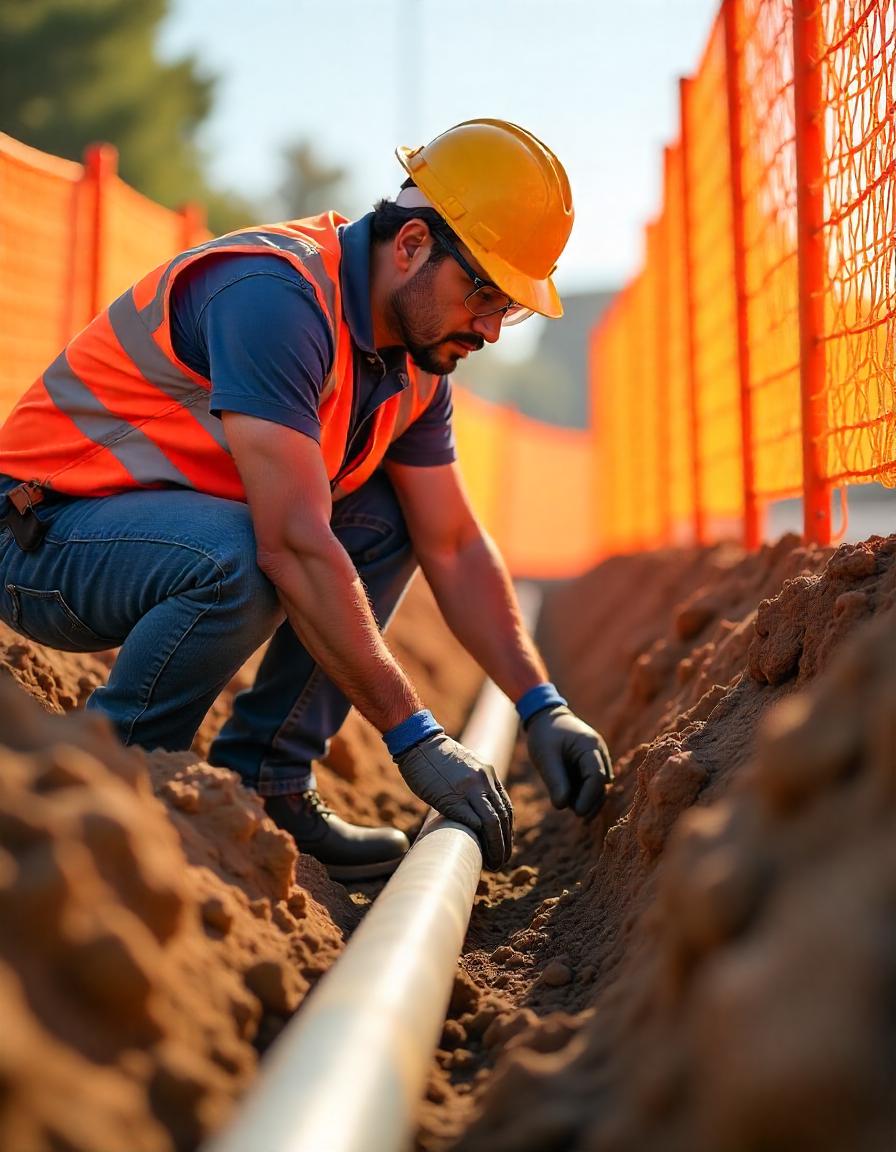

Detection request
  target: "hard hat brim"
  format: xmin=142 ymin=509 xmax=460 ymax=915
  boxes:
xmin=395 ymin=144 xmax=565 ymax=320
xmin=468 ymin=247 xmax=564 ymax=320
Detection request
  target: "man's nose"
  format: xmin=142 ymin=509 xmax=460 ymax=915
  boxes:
xmin=471 ymin=311 xmax=504 ymax=344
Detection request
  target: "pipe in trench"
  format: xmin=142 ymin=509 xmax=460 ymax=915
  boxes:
xmin=205 ymin=582 xmax=540 ymax=1152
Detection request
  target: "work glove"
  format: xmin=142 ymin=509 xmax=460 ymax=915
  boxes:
xmin=393 ymin=733 xmax=513 ymax=870
xmin=525 ymin=705 xmax=613 ymax=818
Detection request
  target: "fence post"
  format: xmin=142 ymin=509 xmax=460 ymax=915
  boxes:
xmin=82 ymin=143 xmax=118 ymax=320
xmin=652 ymin=213 xmax=673 ymax=544
xmin=678 ymin=77 xmax=706 ymax=546
xmin=792 ymin=0 xmax=832 ymax=545
xmin=723 ymin=0 xmax=762 ymax=548
xmin=179 ymin=201 xmax=207 ymax=249
xmin=587 ymin=322 xmax=605 ymax=560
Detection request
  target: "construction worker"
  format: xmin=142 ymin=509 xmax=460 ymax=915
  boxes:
xmin=0 ymin=119 xmax=612 ymax=880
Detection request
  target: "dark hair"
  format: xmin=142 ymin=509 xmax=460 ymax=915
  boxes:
xmin=371 ymin=179 xmax=451 ymax=265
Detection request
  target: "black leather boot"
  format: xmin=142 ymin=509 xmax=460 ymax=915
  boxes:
xmin=263 ymin=790 xmax=410 ymax=880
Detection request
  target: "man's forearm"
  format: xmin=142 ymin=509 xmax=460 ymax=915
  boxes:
xmin=259 ymin=534 xmax=422 ymax=733
xmin=419 ymin=529 xmax=547 ymax=702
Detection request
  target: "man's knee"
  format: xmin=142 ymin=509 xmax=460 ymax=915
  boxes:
xmin=210 ymin=508 xmax=283 ymax=631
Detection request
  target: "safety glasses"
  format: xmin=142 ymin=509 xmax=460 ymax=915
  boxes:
xmin=433 ymin=228 xmax=534 ymax=326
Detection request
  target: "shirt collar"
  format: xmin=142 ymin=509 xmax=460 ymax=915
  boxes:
xmin=339 ymin=213 xmax=407 ymax=374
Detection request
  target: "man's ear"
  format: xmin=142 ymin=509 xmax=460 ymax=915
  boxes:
xmin=394 ymin=220 xmax=431 ymax=273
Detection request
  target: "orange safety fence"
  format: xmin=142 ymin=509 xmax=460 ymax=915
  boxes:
xmin=0 ymin=135 xmax=90 ymax=405
xmin=0 ymin=132 xmax=600 ymax=579
xmin=734 ymin=0 xmax=803 ymax=513
xmin=452 ymin=388 xmax=598 ymax=578
xmin=818 ymin=1 xmax=896 ymax=487
xmin=661 ymin=143 xmax=698 ymax=542
xmin=590 ymin=0 xmax=896 ymax=551
xmin=0 ymin=135 xmax=211 ymax=418
xmin=683 ymin=12 xmax=745 ymax=531
xmin=590 ymin=288 xmax=641 ymax=556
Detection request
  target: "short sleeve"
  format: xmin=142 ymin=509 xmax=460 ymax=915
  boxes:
xmin=385 ymin=375 xmax=457 ymax=466
xmin=172 ymin=255 xmax=334 ymax=443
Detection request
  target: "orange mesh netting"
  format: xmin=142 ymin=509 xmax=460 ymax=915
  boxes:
xmin=639 ymin=222 xmax=668 ymax=543
xmin=683 ymin=13 xmax=745 ymax=525
xmin=452 ymin=386 xmax=599 ymax=578
xmin=734 ymin=0 xmax=804 ymax=501
xmin=818 ymin=0 xmax=896 ymax=486
xmin=0 ymin=135 xmax=90 ymax=415
xmin=661 ymin=143 xmax=698 ymax=539
xmin=590 ymin=285 xmax=648 ymax=555
xmin=588 ymin=244 xmax=688 ymax=556
xmin=590 ymin=0 xmax=894 ymax=551
xmin=0 ymin=137 xmax=211 ymax=423
xmin=101 ymin=174 xmax=189 ymax=305
xmin=499 ymin=406 xmax=599 ymax=578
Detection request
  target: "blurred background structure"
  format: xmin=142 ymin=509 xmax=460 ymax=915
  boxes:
xmin=0 ymin=0 xmax=893 ymax=576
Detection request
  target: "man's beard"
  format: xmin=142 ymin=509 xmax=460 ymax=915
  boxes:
xmin=389 ymin=261 xmax=483 ymax=375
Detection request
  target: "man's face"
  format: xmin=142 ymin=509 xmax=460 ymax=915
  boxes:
xmin=388 ymin=234 xmax=503 ymax=375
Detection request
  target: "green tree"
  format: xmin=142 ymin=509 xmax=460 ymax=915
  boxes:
xmin=0 ymin=0 xmax=248 ymax=232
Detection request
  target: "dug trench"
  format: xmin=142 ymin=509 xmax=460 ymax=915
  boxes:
xmin=1 ymin=533 xmax=895 ymax=1151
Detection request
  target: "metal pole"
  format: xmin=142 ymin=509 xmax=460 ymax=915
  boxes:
xmin=653 ymin=204 xmax=673 ymax=545
xmin=206 ymin=584 xmax=541 ymax=1152
xmin=723 ymin=0 xmax=762 ymax=548
xmin=678 ymin=78 xmax=707 ymax=546
xmin=82 ymin=143 xmax=117 ymax=320
xmin=793 ymin=0 xmax=832 ymax=545
xmin=587 ymin=322 xmax=605 ymax=559
xmin=179 ymin=201 xmax=207 ymax=250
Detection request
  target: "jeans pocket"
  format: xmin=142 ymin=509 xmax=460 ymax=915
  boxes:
xmin=332 ymin=514 xmax=399 ymax=565
xmin=6 ymin=584 xmax=117 ymax=652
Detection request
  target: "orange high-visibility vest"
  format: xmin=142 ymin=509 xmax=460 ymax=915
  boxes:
xmin=0 ymin=213 xmax=441 ymax=501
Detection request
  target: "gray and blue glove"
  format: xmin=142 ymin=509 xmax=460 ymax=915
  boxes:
xmin=517 ymin=684 xmax=613 ymax=818
xmin=386 ymin=711 xmax=513 ymax=870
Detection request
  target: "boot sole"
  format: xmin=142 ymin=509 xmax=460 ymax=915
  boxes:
xmin=324 ymin=855 xmax=407 ymax=881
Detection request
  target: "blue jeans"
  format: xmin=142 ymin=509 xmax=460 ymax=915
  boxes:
xmin=0 ymin=472 xmax=417 ymax=795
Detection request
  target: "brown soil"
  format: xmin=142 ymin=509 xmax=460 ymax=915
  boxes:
xmin=0 ymin=574 xmax=481 ymax=1152
xmin=3 ymin=537 xmax=896 ymax=1152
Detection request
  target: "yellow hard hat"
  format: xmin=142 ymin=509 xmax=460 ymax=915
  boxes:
xmin=396 ymin=118 xmax=573 ymax=319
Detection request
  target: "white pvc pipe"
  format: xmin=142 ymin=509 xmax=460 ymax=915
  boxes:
xmin=206 ymin=583 xmax=540 ymax=1152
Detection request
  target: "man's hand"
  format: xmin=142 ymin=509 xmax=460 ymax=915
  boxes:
xmin=525 ymin=706 xmax=613 ymax=818
xmin=393 ymin=734 xmax=513 ymax=869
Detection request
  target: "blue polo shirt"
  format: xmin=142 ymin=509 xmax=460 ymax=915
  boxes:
xmin=169 ymin=213 xmax=456 ymax=469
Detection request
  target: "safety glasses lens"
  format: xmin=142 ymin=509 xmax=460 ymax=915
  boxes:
xmin=464 ymin=288 xmax=534 ymax=325
xmin=465 ymin=284 xmax=513 ymax=316
xmin=501 ymin=306 xmax=535 ymax=326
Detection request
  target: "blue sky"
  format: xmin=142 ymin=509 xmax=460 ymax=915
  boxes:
xmin=159 ymin=0 xmax=720 ymax=296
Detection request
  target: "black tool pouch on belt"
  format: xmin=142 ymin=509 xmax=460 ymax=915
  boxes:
xmin=0 ymin=482 xmax=48 ymax=552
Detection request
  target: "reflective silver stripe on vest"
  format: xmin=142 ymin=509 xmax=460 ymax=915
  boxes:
xmin=139 ymin=230 xmax=338 ymax=332
xmin=43 ymin=352 xmax=193 ymax=488
xmin=109 ymin=294 xmax=230 ymax=454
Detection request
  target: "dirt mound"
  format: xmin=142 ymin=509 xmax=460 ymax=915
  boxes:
xmin=3 ymin=531 xmax=896 ymax=1152
xmin=538 ymin=532 xmax=833 ymax=760
xmin=0 ymin=679 xmax=350 ymax=1152
xmin=455 ymin=534 xmax=896 ymax=1152
xmin=0 ymin=575 xmax=480 ymax=1152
